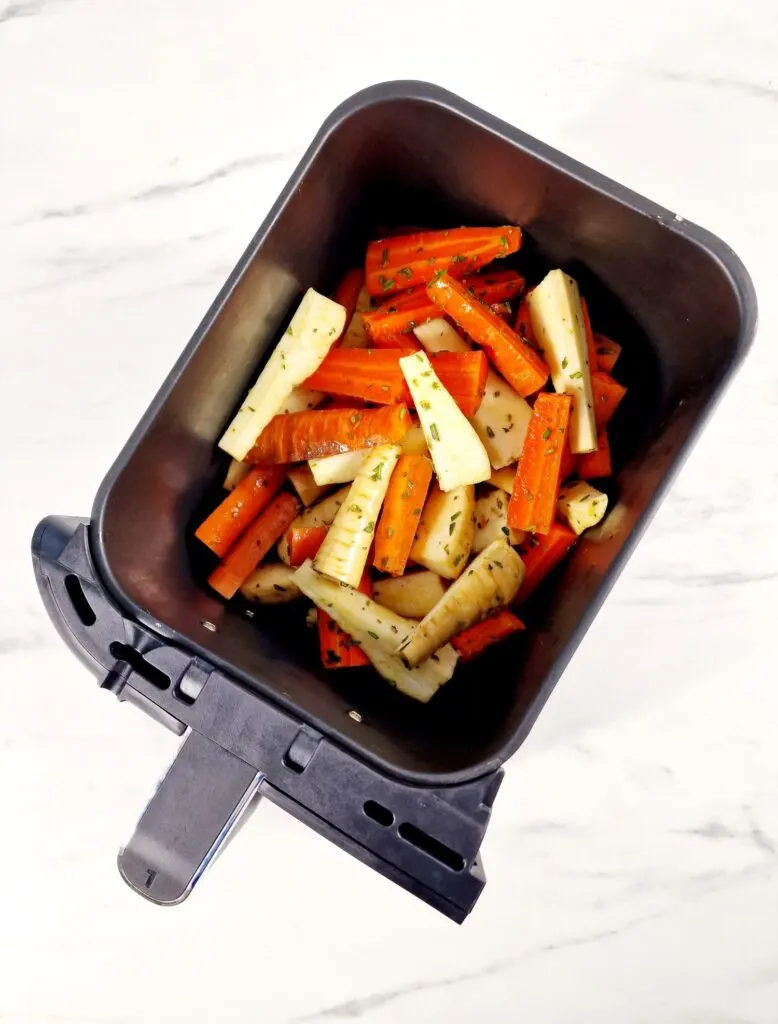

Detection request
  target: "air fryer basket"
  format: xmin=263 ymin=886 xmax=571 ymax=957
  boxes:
xmin=32 ymin=81 xmax=756 ymax=922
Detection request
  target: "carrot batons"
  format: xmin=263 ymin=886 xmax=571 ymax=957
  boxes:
xmin=318 ymin=570 xmax=372 ymax=669
xmin=452 ymin=609 xmax=525 ymax=659
xmin=427 ymin=272 xmax=549 ymax=398
xmin=365 ymin=226 xmax=522 ymax=296
xmin=591 ymin=372 xmax=627 ymax=427
xmin=195 ymin=465 xmax=286 ymax=558
xmin=517 ymin=522 xmax=577 ymax=600
xmin=595 ymin=334 xmax=622 ymax=374
xmin=246 ymin=404 xmax=411 ymax=464
xmin=373 ymin=454 xmax=433 ymax=576
xmin=286 ymin=525 xmax=329 ymax=567
xmin=578 ymin=428 xmax=612 ymax=478
xmin=508 ymin=393 xmax=572 ymax=534
xmin=208 ymin=492 xmax=300 ymax=600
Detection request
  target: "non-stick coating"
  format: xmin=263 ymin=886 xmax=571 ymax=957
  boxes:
xmin=91 ymin=82 xmax=755 ymax=784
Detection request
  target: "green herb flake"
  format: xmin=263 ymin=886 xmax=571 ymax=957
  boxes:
xmin=379 ymin=275 xmax=395 ymax=291
xmin=286 ymin=325 xmax=293 ymax=336
xmin=500 ymin=234 xmax=508 ymax=248
xmin=421 ymin=370 xmax=432 ymax=378
xmin=420 ymin=399 xmax=431 ymax=411
xmin=449 ymin=521 xmax=456 ymax=536
xmin=542 ymin=427 xmax=552 ymax=440
xmin=432 ymin=268 xmax=447 ymax=282
xmin=370 ymin=461 xmax=385 ymax=482
xmin=453 ymin=553 xmax=463 ymax=566
xmin=501 ymin=526 xmax=510 ymax=537
xmin=484 ymin=425 xmax=495 ymax=439
xmin=451 ymin=253 xmax=467 ymax=264
xmin=561 ymin=356 xmax=568 ymax=369
xmin=493 ymin=559 xmax=504 ymax=568
xmin=570 ymin=370 xmax=584 ymax=379
xmin=429 ymin=423 xmax=440 ymax=442
xmin=364 ymin=521 xmax=375 ymax=534
xmin=367 ymin=630 xmax=379 ymax=640
xmin=381 ymin=247 xmax=390 ymax=267
xmin=349 ymin=503 xmax=363 ymax=513
xmin=273 ymin=584 xmax=287 ymax=592
xmin=399 ymin=267 xmax=413 ymax=279
xmin=450 ymin=511 xmax=462 ymax=521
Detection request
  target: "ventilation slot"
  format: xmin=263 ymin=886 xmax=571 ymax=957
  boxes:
xmin=64 ymin=574 xmax=96 ymax=626
xmin=109 ymin=642 xmax=170 ymax=691
xmin=398 ymin=822 xmax=465 ymax=872
xmin=363 ymin=800 xmax=394 ymax=827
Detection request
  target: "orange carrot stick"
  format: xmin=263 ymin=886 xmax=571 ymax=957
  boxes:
xmin=452 ymin=609 xmax=525 ymax=659
xmin=427 ymin=272 xmax=549 ymax=397
xmin=246 ymin=404 xmax=411 ymax=464
xmin=318 ymin=569 xmax=372 ymax=668
xmin=591 ymin=371 xmax=627 ymax=427
xmin=559 ymin=437 xmax=579 ymax=482
xmin=373 ymin=454 xmax=433 ymax=576
xmin=331 ymin=268 xmax=364 ymax=330
xmin=578 ymin=428 xmax=612 ymax=478
xmin=365 ymin=226 xmax=522 ymax=296
xmin=370 ymin=331 xmax=423 ymax=353
xmin=465 ymin=269 xmax=525 ymax=303
xmin=302 ymin=350 xmax=487 ymax=416
xmin=208 ymin=492 xmax=300 ymax=599
xmin=363 ymin=271 xmax=525 ymax=340
xmin=194 ymin=465 xmax=287 ymax=558
xmin=286 ymin=525 xmax=328 ymax=567
xmin=581 ymin=297 xmax=598 ymax=371
xmin=514 ymin=297 xmax=538 ymax=350
xmin=517 ymin=522 xmax=577 ymax=600
xmin=595 ymin=334 xmax=622 ymax=373
xmin=507 ymin=393 xmax=572 ymax=534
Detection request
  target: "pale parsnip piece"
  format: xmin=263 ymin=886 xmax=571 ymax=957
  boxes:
xmin=294 ymin=560 xmax=458 ymax=702
xmin=277 ymin=485 xmax=350 ymax=564
xmin=489 ymin=465 xmax=517 ymax=493
xmin=373 ymin=571 xmax=448 ymax=619
xmin=223 ymin=458 xmax=250 ymax=491
xmin=286 ymin=464 xmax=330 ymax=506
xmin=309 ymin=448 xmax=368 ymax=487
xmin=557 ymin=480 xmax=608 ymax=535
xmin=240 ymin=564 xmax=301 ymax=604
xmin=528 ymin=270 xmax=596 ymax=454
xmin=278 ymin=386 xmax=324 ymax=415
xmin=309 ymin=424 xmax=428 ymax=487
xmin=313 ymin=445 xmax=401 ymax=586
xmin=339 ymin=285 xmax=372 ymax=348
xmin=399 ymin=351 xmax=490 ymax=490
xmin=400 ymin=539 xmax=524 ymax=666
xmin=409 ymin=482 xmax=475 ymax=580
xmin=473 ymin=490 xmax=525 ymax=554
xmin=219 ymin=288 xmax=345 ymax=460
xmin=415 ymin=318 xmax=531 ymax=468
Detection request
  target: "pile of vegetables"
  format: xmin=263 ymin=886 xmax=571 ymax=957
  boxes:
xmin=194 ymin=225 xmax=627 ymax=702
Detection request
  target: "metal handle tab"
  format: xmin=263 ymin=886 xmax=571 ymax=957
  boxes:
xmin=118 ymin=731 xmax=263 ymax=904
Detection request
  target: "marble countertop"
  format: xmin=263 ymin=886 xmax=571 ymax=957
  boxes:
xmin=2 ymin=1 xmax=776 ymax=1021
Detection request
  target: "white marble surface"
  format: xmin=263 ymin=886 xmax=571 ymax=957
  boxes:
xmin=2 ymin=1 xmax=777 ymax=1021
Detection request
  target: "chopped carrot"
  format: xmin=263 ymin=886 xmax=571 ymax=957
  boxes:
xmin=195 ymin=465 xmax=287 ymax=558
xmin=581 ymin=297 xmax=598 ymax=371
xmin=465 ymin=269 xmax=525 ymax=303
xmin=331 ymin=268 xmax=364 ymax=341
xmin=578 ymin=428 xmax=612 ymax=478
xmin=517 ymin=522 xmax=577 ymax=600
xmin=362 ymin=288 xmax=436 ymax=339
xmin=514 ymin=297 xmax=538 ymax=350
xmin=427 ymin=272 xmax=549 ymax=397
xmin=365 ymin=226 xmax=522 ymax=296
xmin=559 ymin=438 xmax=579 ymax=482
xmin=318 ymin=570 xmax=372 ymax=668
xmin=591 ymin=371 xmax=627 ymax=427
xmin=208 ymin=492 xmax=300 ymax=600
xmin=363 ymin=271 xmax=525 ymax=341
xmin=452 ymin=609 xmax=525 ymax=659
xmin=286 ymin=525 xmax=328 ymax=567
xmin=373 ymin=454 xmax=433 ymax=576
xmin=507 ymin=393 xmax=572 ymax=534
xmin=595 ymin=334 xmax=622 ymax=373
xmin=246 ymin=404 xmax=411 ymax=464
xmin=302 ymin=349 xmax=487 ymax=417
xmin=370 ymin=331 xmax=423 ymax=353
xmin=323 ymin=395 xmax=368 ymax=410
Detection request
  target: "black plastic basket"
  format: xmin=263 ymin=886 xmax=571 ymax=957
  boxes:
xmin=32 ymin=81 xmax=756 ymax=923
